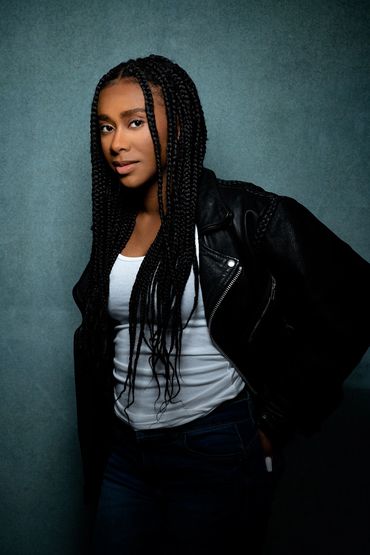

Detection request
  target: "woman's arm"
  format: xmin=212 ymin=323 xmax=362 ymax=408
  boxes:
xmin=254 ymin=195 xmax=370 ymax=443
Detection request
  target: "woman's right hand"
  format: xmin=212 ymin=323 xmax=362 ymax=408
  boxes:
xmin=257 ymin=428 xmax=274 ymax=472
xmin=257 ymin=428 xmax=273 ymax=457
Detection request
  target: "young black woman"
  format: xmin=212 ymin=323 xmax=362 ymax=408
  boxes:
xmin=73 ymin=54 xmax=370 ymax=555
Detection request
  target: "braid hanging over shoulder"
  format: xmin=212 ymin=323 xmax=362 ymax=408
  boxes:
xmin=83 ymin=54 xmax=207 ymax=422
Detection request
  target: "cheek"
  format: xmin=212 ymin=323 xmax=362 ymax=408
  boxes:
xmin=100 ymin=138 xmax=110 ymax=160
xmin=142 ymin=136 xmax=157 ymax=160
xmin=158 ymin=129 xmax=168 ymax=162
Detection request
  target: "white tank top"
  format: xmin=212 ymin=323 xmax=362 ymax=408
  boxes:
xmin=107 ymin=227 xmax=245 ymax=429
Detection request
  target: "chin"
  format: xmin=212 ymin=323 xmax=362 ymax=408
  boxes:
xmin=115 ymin=178 xmax=148 ymax=195
xmin=119 ymin=172 xmax=159 ymax=190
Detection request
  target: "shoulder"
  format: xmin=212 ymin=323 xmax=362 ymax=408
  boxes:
xmin=201 ymin=167 xmax=279 ymax=211
xmin=217 ymin=178 xmax=284 ymax=216
xmin=203 ymin=169 xmax=364 ymax=253
xmin=201 ymin=169 xmax=284 ymax=242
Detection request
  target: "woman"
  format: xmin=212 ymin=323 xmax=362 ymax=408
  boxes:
xmin=73 ymin=54 xmax=370 ymax=554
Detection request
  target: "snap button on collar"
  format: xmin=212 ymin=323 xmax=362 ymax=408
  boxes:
xmin=227 ymin=259 xmax=236 ymax=268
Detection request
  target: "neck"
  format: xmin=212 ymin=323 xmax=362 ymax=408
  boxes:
xmin=137 ymin=170 xmax=168 ymax=216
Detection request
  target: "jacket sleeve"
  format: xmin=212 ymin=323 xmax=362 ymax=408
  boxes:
xmin=72 ymin=260 xmax=114 ymax=507
xmin=72 ymin=260 xmax=91 ymax=316
xmin=254 ymin=196 xmax=370 ymax=445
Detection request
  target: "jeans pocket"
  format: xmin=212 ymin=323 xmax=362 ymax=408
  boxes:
xmin=184 ymin=423 xmax=247 ymax=458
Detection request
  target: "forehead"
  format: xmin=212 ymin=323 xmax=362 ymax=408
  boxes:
xmin=98 ymin=79 xmax=143 ymax=110
xmin=98 ymin=78 xmax=163 ymax=113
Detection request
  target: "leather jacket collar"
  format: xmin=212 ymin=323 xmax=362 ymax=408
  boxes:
xmin=196 ymin=168 xmax=232 ymax=233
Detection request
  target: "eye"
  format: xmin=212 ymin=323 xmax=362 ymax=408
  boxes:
xmin=129 ymin=119 xmax=144 ymax=129
xmin=100 ymin=123 xmax=114 ymax=134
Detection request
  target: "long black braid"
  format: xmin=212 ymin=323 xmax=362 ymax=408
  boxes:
xmin=83 ymin=54 xmax=207 ymax=422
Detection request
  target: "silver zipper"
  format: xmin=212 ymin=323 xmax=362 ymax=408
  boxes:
xmin=247 ymin=275 xmax=276 ymax=345
xmin=208 ymin=266 xmax=243 ymax=325
xmin=208 ymin=265 xmax=259 ymax=396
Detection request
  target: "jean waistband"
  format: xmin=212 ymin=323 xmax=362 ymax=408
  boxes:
xmin=113 ymin=386 xmax=254 ymax=441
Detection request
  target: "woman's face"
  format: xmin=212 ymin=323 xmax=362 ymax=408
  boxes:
xmin=97 ymin=78 xmax=168 ymax=190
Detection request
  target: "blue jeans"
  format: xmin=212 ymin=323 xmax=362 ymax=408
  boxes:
xmin=92 ymin=387 xmax=285 ymax=555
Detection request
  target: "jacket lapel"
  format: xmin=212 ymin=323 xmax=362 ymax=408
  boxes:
xmin=196 ymin=168 xmax=243 ymax=323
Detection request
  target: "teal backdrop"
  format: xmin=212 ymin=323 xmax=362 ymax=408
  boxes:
xmin=1 ymin=1 xmax=369 ymax=554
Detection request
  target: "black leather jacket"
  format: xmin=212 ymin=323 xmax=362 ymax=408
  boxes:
xmin=73 ymin=167 xmax=370 ymax=504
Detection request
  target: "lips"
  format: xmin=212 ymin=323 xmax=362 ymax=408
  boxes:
xmin=112 ymin=161 xmax=139 ymax=175
xmin=112 ymin=161 xmax=138 ymax=167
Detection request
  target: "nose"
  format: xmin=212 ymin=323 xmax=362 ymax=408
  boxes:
xmin=110 ymin=127 xmax=129 ymax=154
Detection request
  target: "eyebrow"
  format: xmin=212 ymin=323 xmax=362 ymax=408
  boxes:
xmin=98 ymin=107 xmax=146 ymax=120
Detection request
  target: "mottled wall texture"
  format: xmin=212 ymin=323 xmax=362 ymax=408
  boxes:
xmin=1 ymin=1 xmax=369 ymax=554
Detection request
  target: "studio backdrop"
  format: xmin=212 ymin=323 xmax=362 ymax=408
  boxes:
xmin=1 ymin=1 xmax=369 ymax=554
